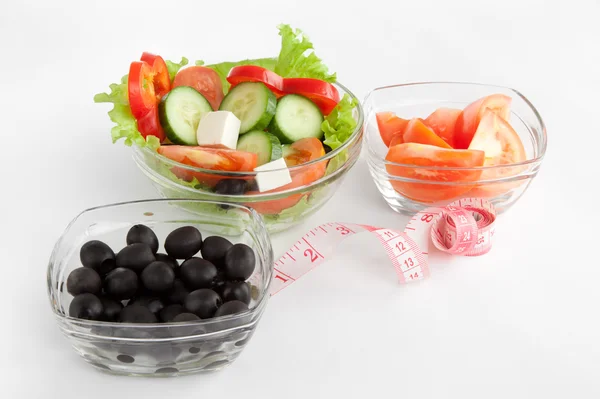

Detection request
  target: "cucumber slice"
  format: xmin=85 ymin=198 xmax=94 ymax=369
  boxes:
xmin=281 ymin=144 xmax=294 ymax=159
xmin=159 ymin=86 xmax=212 ymax=145
xmin=237 ymin=130 xmax=282 ymax=166
xmin=219 ymin=82 xmax=276 ymax=134
xmin=268 ymin=94 xmax=324 ymax=144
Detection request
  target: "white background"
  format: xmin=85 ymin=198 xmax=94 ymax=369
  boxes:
xmin=1 ymin=0 xmax=599 ymax=397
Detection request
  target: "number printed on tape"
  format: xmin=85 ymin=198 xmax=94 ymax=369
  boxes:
xmin=268 ymin=198 xmax=497 ymax=296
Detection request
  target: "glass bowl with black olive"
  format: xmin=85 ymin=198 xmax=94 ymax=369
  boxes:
xmin=47 ymin=199 xmax=273 ymax=377
xmin=131 ymin=82 xmax=364 ymax=234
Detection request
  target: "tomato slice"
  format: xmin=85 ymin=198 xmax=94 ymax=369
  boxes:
xmin=423 ymin=108 xmax=461 ymax=147
xmin=140 ymin=52 xmax=171 ymax=100
xmin=454 ymin=94 xmax=512 ymax=149
xmin=385 ymin=143 xmax=485 ymax=203
xmin=246 ymin=138 xmax=327 ymax=215
xmin=172 ymin=66 xmax=224 ymax=111
xmin=157 ymin=145 xmax=257 ymax=186
xmin=227 ymin=65 xmax=285 ymax=97
xmin=136 ymin=106 xmax=165 ymax=142
xmin=159 ymin=146 xmax=257 ymax=171
xmin=398 ymin=118 xmax=452 ymax=149
xmin=376 ymin=112 xmax=410 ymax=147
xmin=467 ymin=109 xmax=527 ymax=197
xmin=128 ymin=61 xmax=157 ymax=119
xmin=282 ymin=78 xmax=340 ymax=115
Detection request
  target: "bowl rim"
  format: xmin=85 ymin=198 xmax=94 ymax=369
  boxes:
xmin=363 ymin=81 xmax=548 ymax=171
xmin=134 ymin=81 xmax=364 ymax=175
xmin=47 ymin=198 xmax=274 ymax=334
xmin=134 ymin=139 xmax=361 ymax=200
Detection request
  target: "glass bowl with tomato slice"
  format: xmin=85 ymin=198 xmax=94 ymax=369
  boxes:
xmin=131 ymin=78 xmax=364 ymax=234
xmin=364 ymin=82 xmax=547 ymax=215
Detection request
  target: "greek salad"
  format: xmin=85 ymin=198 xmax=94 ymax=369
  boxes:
xmin=377 ymin=94 xmax=527 ymax=202
xmin=95 ymin=25 xmax=358 ymax=216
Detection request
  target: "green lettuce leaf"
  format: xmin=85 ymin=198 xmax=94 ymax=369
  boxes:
xmin=262 ymin=185 xmax=330 ymax=223
xmin=93 ymin=75 xmax=160 ymax=149
xmin=166 ymin=57 xmax=189 ymax=81
xmin=274 ymin=24 xmax=336 ymax=82
xmin=322 ymin=94 xmax=358 ymax=150
xmin=196 ymin=23 xmax=335 ymax=92
xmin=94 ymin=56 xmax=189 ymax=149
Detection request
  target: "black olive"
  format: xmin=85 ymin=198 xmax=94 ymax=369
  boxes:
xmin=155 ymin=253 xmax=179 ymax=274
xmin=215 ymin=179 xmax=247 ymax=209
xmin=214 ymin=300 xmax=249 ymax=318
xmin=180 ymin=258 xmax=218 ymax=290
xmin=172 ymin=313 xmax=201 ymax=322
xmin=129 ymin=296 xmax=165 ymax=315
xmin=80 ymin=240 xmax=116 ymax=275
xmin=162 ymin=279 xmax=189 ymax=305
xmin=223 ymin=244 xmax=256 ymax=281
xmin=222 ymin=281 xmax=251 ymax=305
xmin=126 ymin=224 xmax=159 ymax=254
xmin=211 ymin=274 xmax=227 ymax=296
xmin=184 ymin=289 xmax=222 ymax=319
xmin=69 ymin=293 xmax=103 ymax=320
xmin=215 ymin=179 xmax=247 ymax=195
xmin=140 ymin=261 xmax=175 ymax=293
xmin=245 ymin=180 xmax=259 ymax=192
xmin=159 ymin=304 xmax=185 ymax=322
xmin=99 ymin=297 xmax=123 ymax=321
xmin=115 ymin=243 xmax=156 ymax=273
xmin=104 ymin=268 xmax=139 ymax=300
xmin=201 ymin=236 xmax=233 ymax=267
xmin=164 ymin=226 xmax=202 ymax=259
xmin=119 ymin=304 xmax=158 ymax=323
xmin=66 ymin=267 xmax=101 ymax=296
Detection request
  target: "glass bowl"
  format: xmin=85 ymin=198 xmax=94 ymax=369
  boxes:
xmin=46 ymin=199 xmax=273 ymax=377
xmin=132 ymin=82 xmax=364 ymax=234
xmin=364 ymin=82 xmax=547 ymax=215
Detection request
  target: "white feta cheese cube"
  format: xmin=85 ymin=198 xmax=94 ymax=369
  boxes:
xmin=196 ymin=111 xmax=240 ymax=149
xmin=254 ymin=157 xmax=292 ymax=192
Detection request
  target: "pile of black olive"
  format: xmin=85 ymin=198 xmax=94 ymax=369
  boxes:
xmin=66 ymin=224 xmax=256 ymax=323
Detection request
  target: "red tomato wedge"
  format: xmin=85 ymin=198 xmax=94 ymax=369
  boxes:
xmin=247 ymin=138 xmax=327 ymax=215
xmin=140 ymin=52 xmax=171 ymax=99
xmin=136 ymin=106 xmax=165 ymax=142
xmin=397 ymin=118 xmax=452 ymax=149
xmin=467 ymin=109 xmax=527 ymax=197
xmin=172 ymin=66 xmax=224 ymax=110
xmin=376 ymin=112 xmax=410 ymax=147
xmin=128 ymin=61 xmax=157 ymax=119
xmin=227 ymin=65 xmax=285 ymax=97
xmin=158 ymin=146 xmax=257 ymax=186
xmin=283 ymin=78 xmax=340 ymax=115
xmin=385 ymin=143 xmax=485 ymax=203
xmin=423 ymin=108 xmax=461 ymax=147
xmin=454 ymin=94 xmax=512 ymax=149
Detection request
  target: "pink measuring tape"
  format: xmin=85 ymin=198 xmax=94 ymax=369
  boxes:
xmin=269 ymin=198 xmax=496 ymax=296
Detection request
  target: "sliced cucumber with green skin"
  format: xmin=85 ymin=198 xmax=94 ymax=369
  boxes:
xmin=159 ymin=86 xmax=212 ymax=145
xmin=237 ymin=130 xmax=282 ymax=166
xmin=219 ymin=82 xmax=276 ymax=134
xmin=281 ymin=144 xmax=294 ymax=159
xmin=268 ymin=94 xmax=324 ymax=144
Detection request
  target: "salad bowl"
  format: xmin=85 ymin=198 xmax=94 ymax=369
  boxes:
xmin=95 ymin=25 xmax=364 ymax=233
xmin=364 ymin=82 xmax=547 ymax=215
xmin=132 ymin=80 xmax=363 ymax=234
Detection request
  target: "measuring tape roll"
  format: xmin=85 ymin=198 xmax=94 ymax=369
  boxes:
xmin=267 ymin=198 xmax=496 ymax=296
